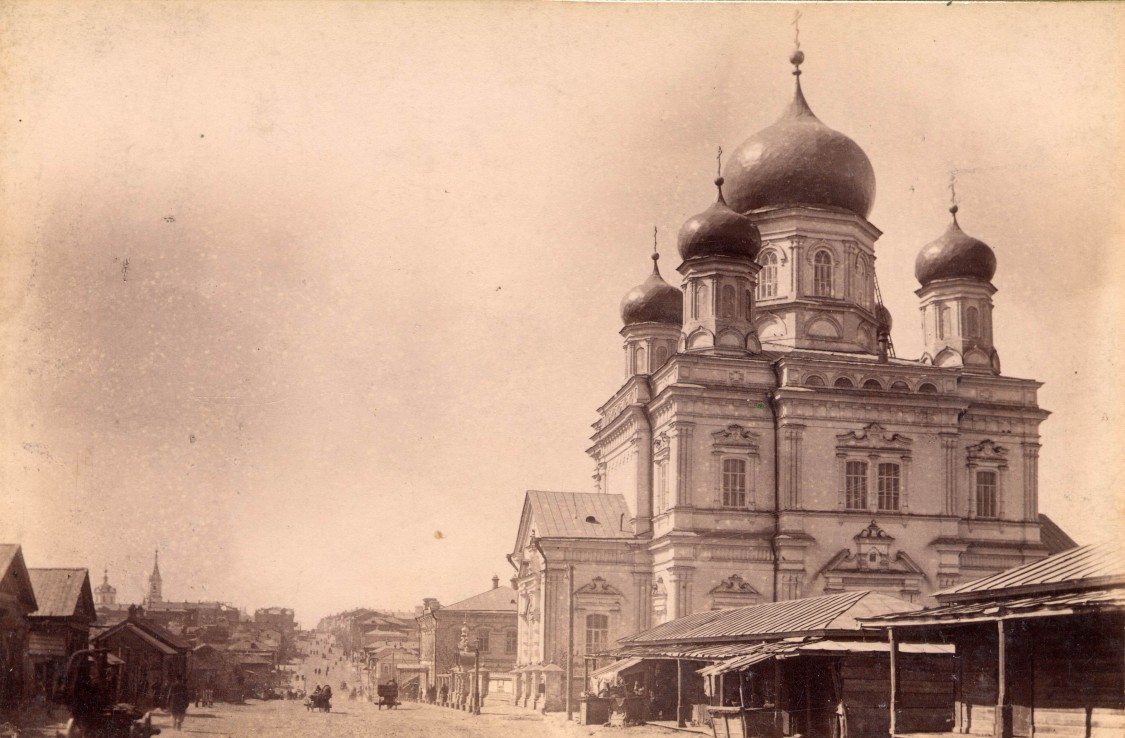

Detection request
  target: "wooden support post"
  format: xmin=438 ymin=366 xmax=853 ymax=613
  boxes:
xmin=677 ymin=658 xmax=686 ymax=727
xmin=717 ymin=672 xmax=724 ymax=707
xmin=997 ymin=619 xmax=1008 ymax=738
xmin=889 ymin=626 xmax=899 ymax=738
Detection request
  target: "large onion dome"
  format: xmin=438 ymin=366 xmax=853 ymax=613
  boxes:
xmin=721 ymin=51 xmax=876 ymax=218
xmin=874 ymin=303 xmax=893 ymax=331
xmin=621 ymin=252 xmax=683 ymax=326
xmin=915 ymin=206 xmax=997 ymax=287
xmin=677 ymin=177 xmax=762 ymax=262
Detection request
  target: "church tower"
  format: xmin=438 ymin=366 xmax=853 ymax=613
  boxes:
xmin=620 ymin=236 xmax=683 ymax=378
xmin=146 ymin=549 xmax=162 ymax=606
xmin=915 ymin=205 xmax=1001 ymax=373
xmin=722 ymin=50 xmax=884 ymax=353
xmin=95 ymin=568 xmax=117 ymax=606
xmin=676 ymin=176 xmax=763 ymax=354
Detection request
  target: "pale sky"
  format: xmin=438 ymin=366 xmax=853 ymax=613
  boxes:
xmin=1 ymin=2 xmax=1122 ymax=626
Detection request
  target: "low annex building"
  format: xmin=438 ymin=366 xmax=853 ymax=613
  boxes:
xmin=599 ymin=590 xmax=953 ymax=736
xmin=0 ymin=544 xmax=37 ymax=705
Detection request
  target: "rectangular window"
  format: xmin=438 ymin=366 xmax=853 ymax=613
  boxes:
xmin=505 ymin=630 xmax=517 ymax=655
xmin=721 ymin=458 xmax=747 ymax=508
xmin=877 ymin=463 xmax=901 ymax=511
xmin=976 ymin=470 xmax=998 ymax=518
xmin=585 ymin=614 xmax=609 ymax=655
xmin=476 ymin=629 xmax=490 ymax=652
xmin=656 ymin=461 xmax=668 ymax=513
xmin=845 ymin=461 xmax=868 ymax=509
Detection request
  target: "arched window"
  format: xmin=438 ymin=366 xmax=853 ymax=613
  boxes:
xmin=877 ymin=463 xmax=901 ymax=511
xmin=890 ymin=381 xmax=911 ymax=392
xmin=834 ymin=377 xmax=854 ymax=389
xmin=654 ymin=346 xmax=669 ymax=368
xmin=634 ymin=347 xmax=646 ymax=375
xmin=476 ymin=628 xmax=491 ymax=652
xmin=744 ymin=290 xmax=753 ymax=320
xmin=759 ymin=252 xmax=778 ymax=299
xmin=845 ymin=461 xmax=868 ymax=509
xmin=813 ymin=251 xmax=833 ymax=297
xmin=585 ymin=614 xmax=609 ymax=654
xmin=917 ymin=383 xmax=938 ymax=394
xmin=805 ymin=375 xmax=826 ymax=387
xmin=862 ymin=379 xmax=883 ymax=391
xmin=975 ymin=470 xmax=998 ymax=519
xmin=694 ymin=283 xmax=708 ymax=319
xmin=721 ymin=285 xmax=736 ymax=319
xmin=966 ymin=306 xmax=980 ymax=338
xmin=939 ymin=306 xmax=951 ymax=339
xmin=721 ymin=458 xmax=747 ymax=508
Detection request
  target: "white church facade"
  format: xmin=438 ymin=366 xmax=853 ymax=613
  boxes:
xmin=507 ymin=51 xmax=1072 ymax=712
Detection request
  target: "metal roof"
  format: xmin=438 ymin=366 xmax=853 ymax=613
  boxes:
xmin=1038 ymin=514 xmax=1078 ymax=555
xmin=935 ymin=540 xmax=1125 ymax=601
xmin=524 ymin=490 xmax=632 ymax=539
xmin=28 ymin=568 xmax=95 ymax=620
xmin=443 ymin=586 xmax=518 ymax=612
xmin=620 ymin=591 xmax=919 ymax=644
xmin=863 ymin=587 xmax=1125 ymax=628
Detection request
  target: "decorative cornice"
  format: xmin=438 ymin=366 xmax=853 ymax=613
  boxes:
xmin=836 ymin=422 xmax=913 ymax=451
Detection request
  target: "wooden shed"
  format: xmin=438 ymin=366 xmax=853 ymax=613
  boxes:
xmin=603 ymin=590 xmax=955 ymax=737
xmin=863 ymin=540 xmax=1125 ymax=738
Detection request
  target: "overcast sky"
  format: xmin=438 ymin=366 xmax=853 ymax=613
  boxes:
xmin=1 ymin=2 xmax=1122 ymax=625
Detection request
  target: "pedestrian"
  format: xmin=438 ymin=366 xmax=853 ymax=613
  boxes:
xmin=166 ymin=676 xmax=190 ymax=732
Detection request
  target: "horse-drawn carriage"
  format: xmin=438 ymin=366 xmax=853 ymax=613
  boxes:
xmin=376 ymin=682 xmax=399 ymax=710
xmin=304 ymin=685 xmax=332 ymax=712
xmin=55 ymin=648 xmax=161 ymax=738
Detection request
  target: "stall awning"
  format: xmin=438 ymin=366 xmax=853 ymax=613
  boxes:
xmin=796 ymin=640 xmax=954 ymax=655
xmin=590 ymin=657 xmax=643 ymax=681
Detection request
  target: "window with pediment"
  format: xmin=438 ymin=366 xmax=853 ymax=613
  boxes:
xmin=967 ymin=440 xmax=1007 ymax=520
xmin=836 ymin=423 xmax=913 ymax=513
xmin=711 ymin=424 xmax=760 ymax=510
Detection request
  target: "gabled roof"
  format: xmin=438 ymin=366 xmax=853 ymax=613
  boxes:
xmin=443 ymin=586 xmax=518 ymax=613
xmin=620 ymin=591 xmax=919 ymax=645
xmin=0 ymin=544 xmax=38 ymax=614
xmin=935 ymin=539 xmax=1125 ymax=602
xmin=1038 ymin=514 xmax=1078 ymax=555
xmin=94 ymin=617 xmax=192 ymax=653
xmin=513 ymin=490 xmax=632 ymax=553
xmin=28 ymin=568 xmax=96 ymax=621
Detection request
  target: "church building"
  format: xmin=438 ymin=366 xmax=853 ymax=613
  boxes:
xmin=508 ymin=50 xmax=1074 ymax=712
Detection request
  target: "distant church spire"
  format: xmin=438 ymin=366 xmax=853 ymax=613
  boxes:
xmin=146 ymin=548 xmax=163 ymax=606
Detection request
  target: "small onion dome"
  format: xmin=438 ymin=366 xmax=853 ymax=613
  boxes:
xmin=677 ymin=177 xmax=762 ymax=261
xmin=721 ymin=54 xmax=876 ymax=218
xmin=621 ymin=253 xmax=683 ymax=326
xmin=874 ymin=303 xmax=892 ymax=331
xmin=915 ymin=206 xmax=997 ymax=287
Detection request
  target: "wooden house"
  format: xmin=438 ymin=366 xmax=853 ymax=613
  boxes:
xmin=91 ymin=609 xmax=191 ymax=709
xmin=27 ymin=568 xmax=97 ymax=699
xmin=0 ymin=544 xmax=37 ymax=706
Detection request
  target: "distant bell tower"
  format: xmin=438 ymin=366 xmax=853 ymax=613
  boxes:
xmin=146 ymin=549 xmax=163 ymax=606
xmin=915 ymin=203 xmax=1000 ymax=373
xmin=95 ymin=567 xmax=117 ymax=606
